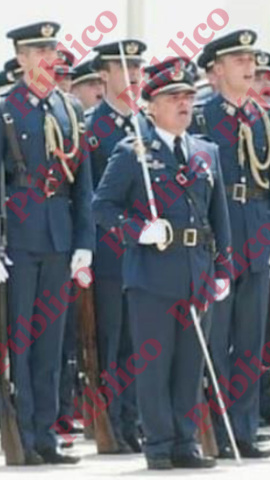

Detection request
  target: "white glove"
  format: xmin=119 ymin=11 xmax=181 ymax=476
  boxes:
xmin=139 ymin=219 xmax=167 ymax=245
xmin=0 ymin=255 xmax=13 ymax=284
xmin=71 ymin=249 xmax=93 ymax=279
xmin=214 ymin=278 xmax=230 ymax=302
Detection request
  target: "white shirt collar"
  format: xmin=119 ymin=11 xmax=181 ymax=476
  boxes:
xmin=155 ymin=126 xmax=187 ymax=159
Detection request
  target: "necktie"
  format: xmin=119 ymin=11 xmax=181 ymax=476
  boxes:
xmin=174 ymin=136 xmax=186 ymax=165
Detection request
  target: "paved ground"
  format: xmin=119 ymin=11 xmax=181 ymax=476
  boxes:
xmin=1 ymin=429 xmax=270 ymax=480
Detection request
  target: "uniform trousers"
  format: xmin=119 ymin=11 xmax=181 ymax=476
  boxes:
xmin=128 ymin=287 xmax=212 ymax=459
xmin=7 ymin=249 xmax=70 ymax=451
xmin=95 ymin=278 xmax=137 ymax=441
xmin=210 ymin=268 xmax=269 ymax=448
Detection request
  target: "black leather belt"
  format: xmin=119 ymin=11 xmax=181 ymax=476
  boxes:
xmin=226 ymin=184 xmax=269 ymax=202
xmin=172 ymin=226 xmax=215 ymax=249
xmin=10 ymin=172 xmax=71 ymax=198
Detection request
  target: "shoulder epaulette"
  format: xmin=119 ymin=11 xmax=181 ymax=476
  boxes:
xmin=192 ymin=133 xmax=215 ymax=144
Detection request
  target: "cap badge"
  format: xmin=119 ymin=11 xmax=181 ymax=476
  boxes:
xmin=257 ymin=53 xmax=269 ymax=66
xmin=239 ymin=32 xmax=253 ymax=46
xmin=126 ymin=42 xmax=139 ymax=55
xmin=41 ymin=24 xmax=54 ymax=38
xmin=173 ymin=70 xmax=184 ymax=81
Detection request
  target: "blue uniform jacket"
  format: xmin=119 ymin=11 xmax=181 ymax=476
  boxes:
xmin=0 ymin=80 xmax=95 ymax=254
xmin=191 ymin=93 xmax=270 ymax=273
xmin=92 ymin=128 xmax=231 ymax=301
xmin=86 ymin=100 xmax=150 ymax=279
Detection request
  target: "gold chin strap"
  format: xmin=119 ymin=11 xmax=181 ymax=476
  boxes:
xmin=44 ymin=89 xmax=81 ymax=184
xmin=238 ymin=99 xmax=270 ymax=189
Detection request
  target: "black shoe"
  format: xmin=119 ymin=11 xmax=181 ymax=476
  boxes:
xmin=123 ymin=434 xmax=142 ymax=453
xmin=56 ymin=419 xmax=84 ymax=435
xmin=147 ymin=457 xmax=173 ymax=470
xmin=38 ymin=447 xmax=80 ymax=464
xmin=172 ymin=453 xmax=216 ymax=468
xmin=237 ymin=440 xmax=270 ymax=458
xmin=24 ymin=449 xmax=44 ymax=466
xmin=257 ymin=433 xmax=270 ymax=442
xmin=115 ymin=440 xmax=133 ymax=454
xmin=216 ymin=447 xmax=234 ymax=459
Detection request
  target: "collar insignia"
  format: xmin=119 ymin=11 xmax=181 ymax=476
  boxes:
xmin=147 ymin=159 xmax=166 ymax=169
xmin=115 ymin=116 xmax=124 ymax=128
xmin=28 ymin=92 xmax=40 ymax=107
xmin=221 ymin=101 xmax=236 ymax=116
xmin=151 ymin=140 xmax=161 ymax=150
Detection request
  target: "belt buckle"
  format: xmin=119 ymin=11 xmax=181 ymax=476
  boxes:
xmin=183 ymin=228 xmax=197 ymax=247
xmin=44 ymin=175 xmax=58 ymax=198
xmin=233 ymin=183 xmax=246 ymax=203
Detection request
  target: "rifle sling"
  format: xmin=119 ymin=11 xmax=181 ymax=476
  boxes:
xmin=0 ymin=99 xmax=27 ymax=174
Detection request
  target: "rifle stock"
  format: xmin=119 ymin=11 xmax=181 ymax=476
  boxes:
xmin=198 ymin=408 xmax=218 ymax=458
xmin=78 ymin=286 xmax=118 ymax=453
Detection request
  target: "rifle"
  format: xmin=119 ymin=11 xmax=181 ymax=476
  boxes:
xmin=198 ymin=398 xmax=218 ymax=457
xmin=78 ymin=286 xmax=118 ymax=453
xmin=0 ymin=161 xmax=25 ymax=465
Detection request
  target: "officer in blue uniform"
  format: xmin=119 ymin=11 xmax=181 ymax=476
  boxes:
xmin=71 ymin=60 xmax=104 ymax=111
xmin=0 ymin=71 xmax=14 ymax=96
xmin=54 ymin=47 xmax=79 ymax=439
xmin=0 ymin=58 xmax=23 ymax=97
xmin=54 ymin=50 xmax=75 ymax=93
xmin=191 ymin=29 xmax=270 ymax=458
xmin=1 ymin=22 xmax=95 ymax=465
xmin=86 ymin=40 xmax=149 ymax=453
xmin=93 ymin=65 xmax=231 ymax=469
xmin=254 ymin=50 xmax=270 ymax=109
xmin=253 ymin=50 xmax=270 ymax=424
xmin=4 ymin=57 xmax=23 ymax=84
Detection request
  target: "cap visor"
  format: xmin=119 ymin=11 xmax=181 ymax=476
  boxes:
xmin=152 ymin=83 xmax=196 ymax=96
xmin=216 ymin=45 xmax=256 ymax=57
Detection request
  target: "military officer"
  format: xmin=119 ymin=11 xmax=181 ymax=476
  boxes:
xmin=58 ymin=60 xmax=104 ymax=435
xmin=4 ymin=57 xmax=23 ymax=83
xmin=54 ymin=50 xmax=75 ymax=93
xmin=0 ymin=58 xmax=23 ymax=97
xmin=0 ymin=70 xmax=14 ymax=96
xmin=92 ymin=64 xmax=231 ymax=469
xmin=1 ymin=22 xmax=95 ymax=465
xmin=197 ymin=49 xmax=220 ymax=95
xmin=253 ymin=50 xmax=270 ymax=425
xmin=191 ymin=29 xmax=270 ymax=458
xmin=254 ymin=50 xmax=270 ymax=108
xmin=71 ymin=60 xmax=104 ymax=110
xmin=86 ymin=40 xmax=149 ymax=453
xmin=54 ymin=47 xmax=80 ymax=439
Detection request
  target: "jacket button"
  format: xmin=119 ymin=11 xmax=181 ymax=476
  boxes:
xmin=21 ymin=133 xmax=28 ymax=140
